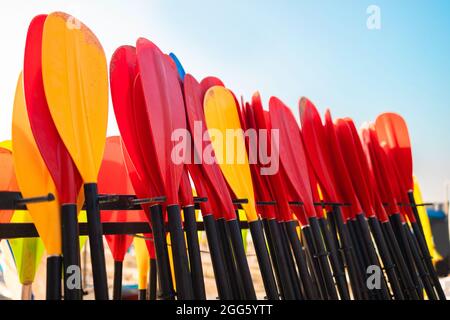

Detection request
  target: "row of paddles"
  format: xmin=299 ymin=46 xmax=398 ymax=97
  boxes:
xmin=1 ymin=11 xmax=445 ymax=300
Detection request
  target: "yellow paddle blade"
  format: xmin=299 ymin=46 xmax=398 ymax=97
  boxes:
xmin=41 ymin=12 xmax=108 ymax=183
xmin=413 ymin=176 xmax=442 ymax=263
xmin=134 ymin=236 xmax=149 ymax=290
xmin=11 ymin=74 xmax=61 ymax=255
xmin=204 ymin=86 xmax=258 ymax=222
xmin=9 ymin=210 xmax=45 ymax=285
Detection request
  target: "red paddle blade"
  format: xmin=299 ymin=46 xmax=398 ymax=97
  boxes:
xmin=360 ymin=125 xmax=401 ymax=216
xmin=362 ymin=125 xmax=414 ymax=222
xmin=243 ymin=96 xmax=276 ymax=220
xmin=299 ymin=98 xmax=339 ymax=203
xmin=252 ymin=97 xmax=295 ymax=223
xmin=132 ymin=74 xmax=161 ymax=197
xmin=323 ymin=110 xmax=362 ymax=218
xmin=334 ymin=118 xmax=376 ymax=217
xmin=110 ymin=46 xmax=153 ymax=197
xmin=136 ymin=38 xmax=187 ymax=204
xmin=24 ymin=14 xmax=82 ymax=204
xmin=340 ymin=118 xmax=392 ymax=222
xmin=179 ymin=169 xmax=194 ymax=207
xmin=0 ymin=147 xmax=18 ymax=223
xmin=269 ymin=96 xmax=316 ymax=218
xmin=99 ymin=136 xmax=147 ymax=261
xmin=375 ymin=113 xmax=413 ymax=192
xmin=183 ymin=74 xmax=236 ymax=220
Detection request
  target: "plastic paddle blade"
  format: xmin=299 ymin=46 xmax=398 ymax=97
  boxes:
xmin=183 ymin=74 xmax=235 ymax=220
xmin=269 ymin=97 xmax=316 ymax=216
xmin=375 ymin=113 xmax=413 ymax=191
xmin=360 ymin=125 xmax=401 ymax=216
xmin=169 ymin=53 xmax=186 ymax=80
xmin=12 ymin=74 xmax=62 ymax=255
xmin=250 ymin=94 xmax=293 ymax=222
xmin=0 ymin=146 xmax=19 ymax=223
xmin=110 ymin=46 xmax=151 ymax=193
xmin=136 ymin=38 xmax=187 ymax=204
xmin=24 ymin=14 xmax=82 ymax=204
xmin=132 ymin=74 xmax=162 ymax=197
xmin=243 ymin=97 xmax=277 ymax=220
xmin=9 ymin=210 xmax=45 ymax=285
xmin=299 ymin=98 xmax=339 ymax=202
xmin=99 ymin=136 xmax=147 ymax=261
xmin=42 ymin=12 xmax=108 ymax=183
xmin=334 ymin=118 xmax=387 ymax=220
xmin=323 ymin=110 xmax=362 ymax=218
xmin=204 ymin=86 xmax=258 ymax=222
xmin=134 ymin=236 xmax=150 ymax=290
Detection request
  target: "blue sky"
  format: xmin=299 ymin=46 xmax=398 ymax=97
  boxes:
xmin=0 ymin=0 xmax=449 ymax=201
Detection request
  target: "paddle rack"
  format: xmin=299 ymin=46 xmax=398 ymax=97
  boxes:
xmin=0 ymin=191 xmax=430 ymax=240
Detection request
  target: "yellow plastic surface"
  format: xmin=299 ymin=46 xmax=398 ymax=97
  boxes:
xmin=204 ymin=87 xmax=258 ymax=222
xmin=41 ymin=12 xmax=108 ymax=183
xmin=11 ymin=74 xmax=61 ymax=255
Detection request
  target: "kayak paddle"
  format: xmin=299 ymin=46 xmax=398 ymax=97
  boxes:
xmin=136 ymin=38 xmax=193 ymax=299
xmin=23 ymin=14 xmax=84 ymax=300
xmin=41 ymin=12 xmax=109 ymax=299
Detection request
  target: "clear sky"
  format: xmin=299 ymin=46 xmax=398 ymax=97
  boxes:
xmin=0 ymin=0 xmax=449 ymax=201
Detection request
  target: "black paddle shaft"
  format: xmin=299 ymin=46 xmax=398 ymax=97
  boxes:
xmin=389 ymin=213 xmax=424 ymax=299
xmin=183 ymin=205 xmax=206 ymax=300
xmin=365 ymin=216 xmax=404 ymax=300
xmin=380 ymin=220 xmax=421 ymax=300
xmin=332 ymin=211 xmax=372 ymax=300
xmin=113 ymin=261 xmax=123 ymax=300
xmin=84 ymin=183 xmax=109 ymax=300
xmin=149 ymin=204 xmax=175 ymax=300
xmin=308 ymin=217 xmax=339 ymax=300
xmin=276 ymin=220 xmax=304 ymax=299
xmin=203 ymin=215 xmax=234 ymax=300
xmin=226 ymin=218 xmax=257 ymax=299
xmin=149 ymin=258 xmax=157 ymax=300
xmin=408 ymin=192 xmax=446 ymax=300
xmin=248 ymin=219 xmax=279 ymax=300
xmin=266 ymin=219 xmax=297 ymax=300
xmin=46 ymin=255 xmax=62 ymax=300
xmin=262 ymin=219 xmax=284 ymax=298
xmin=404 ymin=224 xmax=437 ymax=300
xmin=217 ymin=218 xmax=244 ymax=299
xmin=61 ymin=203 xmax=82 ymax=300
xmin=284 ymin=221 xmax=318 ymax=299
xmin=166 ymin=205 xmax=195 ymax=300
xmin=317 ymin=215 xmax=350 ymax=300
xmin=411 ymin=221 xmax=446 ymax=300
